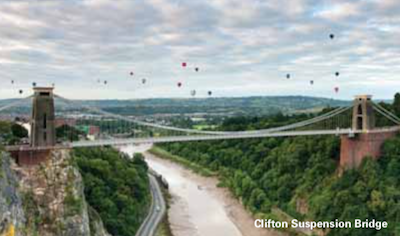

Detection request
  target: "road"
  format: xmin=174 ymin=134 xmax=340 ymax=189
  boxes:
xmin=136 ymin=174 xmax=166 ymax=236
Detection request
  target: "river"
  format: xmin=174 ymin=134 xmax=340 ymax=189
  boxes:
xmin=120 ymin=144 xmax=283 ymax=236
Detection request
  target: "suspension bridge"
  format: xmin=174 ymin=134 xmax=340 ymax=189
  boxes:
xmin=2 ymin=87 xmax=400 ymax=168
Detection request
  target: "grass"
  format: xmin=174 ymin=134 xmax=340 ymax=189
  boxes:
xmin=155 ymin=173 xmax=173 ymax=236
xmin=148 ymin=146 xmax=216 ymax=177
xmin=155 ymin=217 xmax=173 ymax=236
xmin=192 ymin=124 xmax=217 ymax=130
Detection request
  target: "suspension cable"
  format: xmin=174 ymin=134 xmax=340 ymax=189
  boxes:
xmin=372 ymin=103 xmax=400 ymax=125
xmin=372 ymin=102 xmax=400 ymax=123
xmin=254 ymin=106 xmax=352 ymax=133
xmin=55 ymin=94 xmax=227 ymax=135
xmin=0 ymin=95 xmax=33 ymax=113
xmin=55 ymin=94 xmax=352 ymax=135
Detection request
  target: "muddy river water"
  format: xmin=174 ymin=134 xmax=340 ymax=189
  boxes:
xmin=120 ymin=144 xmax=282 ymax=236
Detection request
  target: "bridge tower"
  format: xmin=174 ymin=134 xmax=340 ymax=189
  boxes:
xmin=340 ymin=95 xmax=396 ymax=169
xmin=31 ymin=87 xmax=56 ymax=147
xmin=352 ymin=95 xmax=375 ymax=131
xmin=8 ymin=87 xmax=58 ymax=166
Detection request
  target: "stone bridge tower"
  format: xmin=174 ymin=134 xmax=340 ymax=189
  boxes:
xmin=340 ymin=95 xmax=397 ymax=169
xmin=352 ymin=95 xmax=375 ymax=131
xmin=9 ymin=87 xmax=58 ymax=166
xmin=30 ymin=87 xmax=56 ymax=147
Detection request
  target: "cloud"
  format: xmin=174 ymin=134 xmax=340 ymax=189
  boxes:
xmin=314 ymin=2 xmax=361 ymax=21
xmin=0 ymin=0 xmax=399 ymax=100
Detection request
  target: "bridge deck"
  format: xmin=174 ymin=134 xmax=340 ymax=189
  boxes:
xmin=70 ymin=127 xmax=400 ymax=148
xmin=5 ymin=145 xmax=71 ymax=152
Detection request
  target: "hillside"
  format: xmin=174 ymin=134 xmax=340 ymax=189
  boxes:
xmin=0 ymin=148 xmax=111 ymax=236
xmin=73 ymin=147 xmax=151 ymax=236
xmin=154 ymin=94 xmax=400 ymax=236
xmin=0 ymin=120 xmax=151 ymax=236
xmin=0 ymin=96 xmax=351 ymax=116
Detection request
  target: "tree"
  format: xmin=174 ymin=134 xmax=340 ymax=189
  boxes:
xmin=11 ymin=123 xmax=28 ymax=138
xmin=74 ymin=147 xmax=151 ymax=235
xmin=56 ymin=125 xmax=84 ymax=141
xmin=393 ymin=93 xmax=400 ymax=116
xmin=158 ymin=93 xmax=400 ymax=236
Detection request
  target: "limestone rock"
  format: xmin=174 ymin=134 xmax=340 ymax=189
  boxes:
xmin=0 ymin=149 xmax=111 ymax=236
xmin=0 ymin=152 xmax=26 ymax=236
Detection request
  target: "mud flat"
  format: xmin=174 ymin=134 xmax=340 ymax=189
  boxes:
xmin=143 ymin=151 xmax=284 ymax=236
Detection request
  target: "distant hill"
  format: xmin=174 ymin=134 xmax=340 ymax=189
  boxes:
xmin=84 ymin=96 xmax=352 ymax=116
xmin=0 ymin=96 xmax=353 ymax=116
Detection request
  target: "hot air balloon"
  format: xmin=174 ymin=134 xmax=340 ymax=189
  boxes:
xmin=334 ymin=87 xmax=339 ymax=93
xmin=191 ymin=90 xmax=196 ymax=96
xmin=19 ymin=89 xmax=23 ymax=94
xmin=286 ymin=74 xmax=291 ymax=79
xmin=130 ymin=72 xmax=134 ymax=76
xmin=32 ymin=82 xmax=37 ymax=87
xmin=104 ymin=80 xmax=108 ymax=85
xmin=195 ymin=67 xmax=199 ymax=72
xmin=142 ymin=78 xmax=146 ymax=84
xmin=177 ymin=82 xmax=182 ymax=87
xmin=182 ymin=62 xmax=187 ymax=67
xmin=11 ymin=80 xmax=14 ymax=84
xmin=310 ymin=80 xmax=314 ymax=85
xmin=208 ymin=91 xmax=212 ymax=96
xmin=330 ymin=34 xmax=335 ymax=39
xmin=335 ymin=72 xmax=340 ymax=77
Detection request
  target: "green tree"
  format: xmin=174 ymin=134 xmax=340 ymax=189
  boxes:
xmin=11 ymin=123 xmax=28 ymax=138
xmin=393 ymin=93 xmax=400 ymax=116
xmin=74 ymin=147 xmax=150 ymax=235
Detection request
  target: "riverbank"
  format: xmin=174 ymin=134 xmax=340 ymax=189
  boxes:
xmin=155 ymin=179 xmax=174 ymax=236
xmin=145 ymin=150 xmax=284 ymax=236
xmin=149 ymin=146 xmax=216 ymax=177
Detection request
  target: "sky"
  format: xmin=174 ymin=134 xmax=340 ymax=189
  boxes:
xmin=0 ymin=0 xmax=399 ymax=100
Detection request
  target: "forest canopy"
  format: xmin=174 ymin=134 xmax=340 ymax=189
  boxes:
xmin=73 ymin=147 xmax=151 ymax=236
xmin=157 ymin=93 xmax=400 ymax=236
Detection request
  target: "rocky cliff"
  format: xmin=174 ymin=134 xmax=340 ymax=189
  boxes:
xmin=0 ymin=151 xmax=25 ymax=236
xmin=0 ymin=149 xmax=111 ymax=236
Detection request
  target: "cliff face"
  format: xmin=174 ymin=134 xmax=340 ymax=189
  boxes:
xmin=0 ymin=152 xmax=25 ymax=236
xmin=0 ymin=149 xmax=110 ymax=236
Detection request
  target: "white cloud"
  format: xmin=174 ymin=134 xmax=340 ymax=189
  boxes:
xmin=0 ymin=0 xmax=399 ymax=100
xmin=314 ymin=2 xmax=360 ymax=21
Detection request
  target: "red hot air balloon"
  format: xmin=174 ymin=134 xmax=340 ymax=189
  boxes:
xmin=182 ymin=62 xmax=187 ymax=67
xmin=334 ymin=87 xmax=339 ymax=93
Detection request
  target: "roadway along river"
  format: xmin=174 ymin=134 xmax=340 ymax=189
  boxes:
xmin=120 ymin=144 xmax=283 ymax=236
